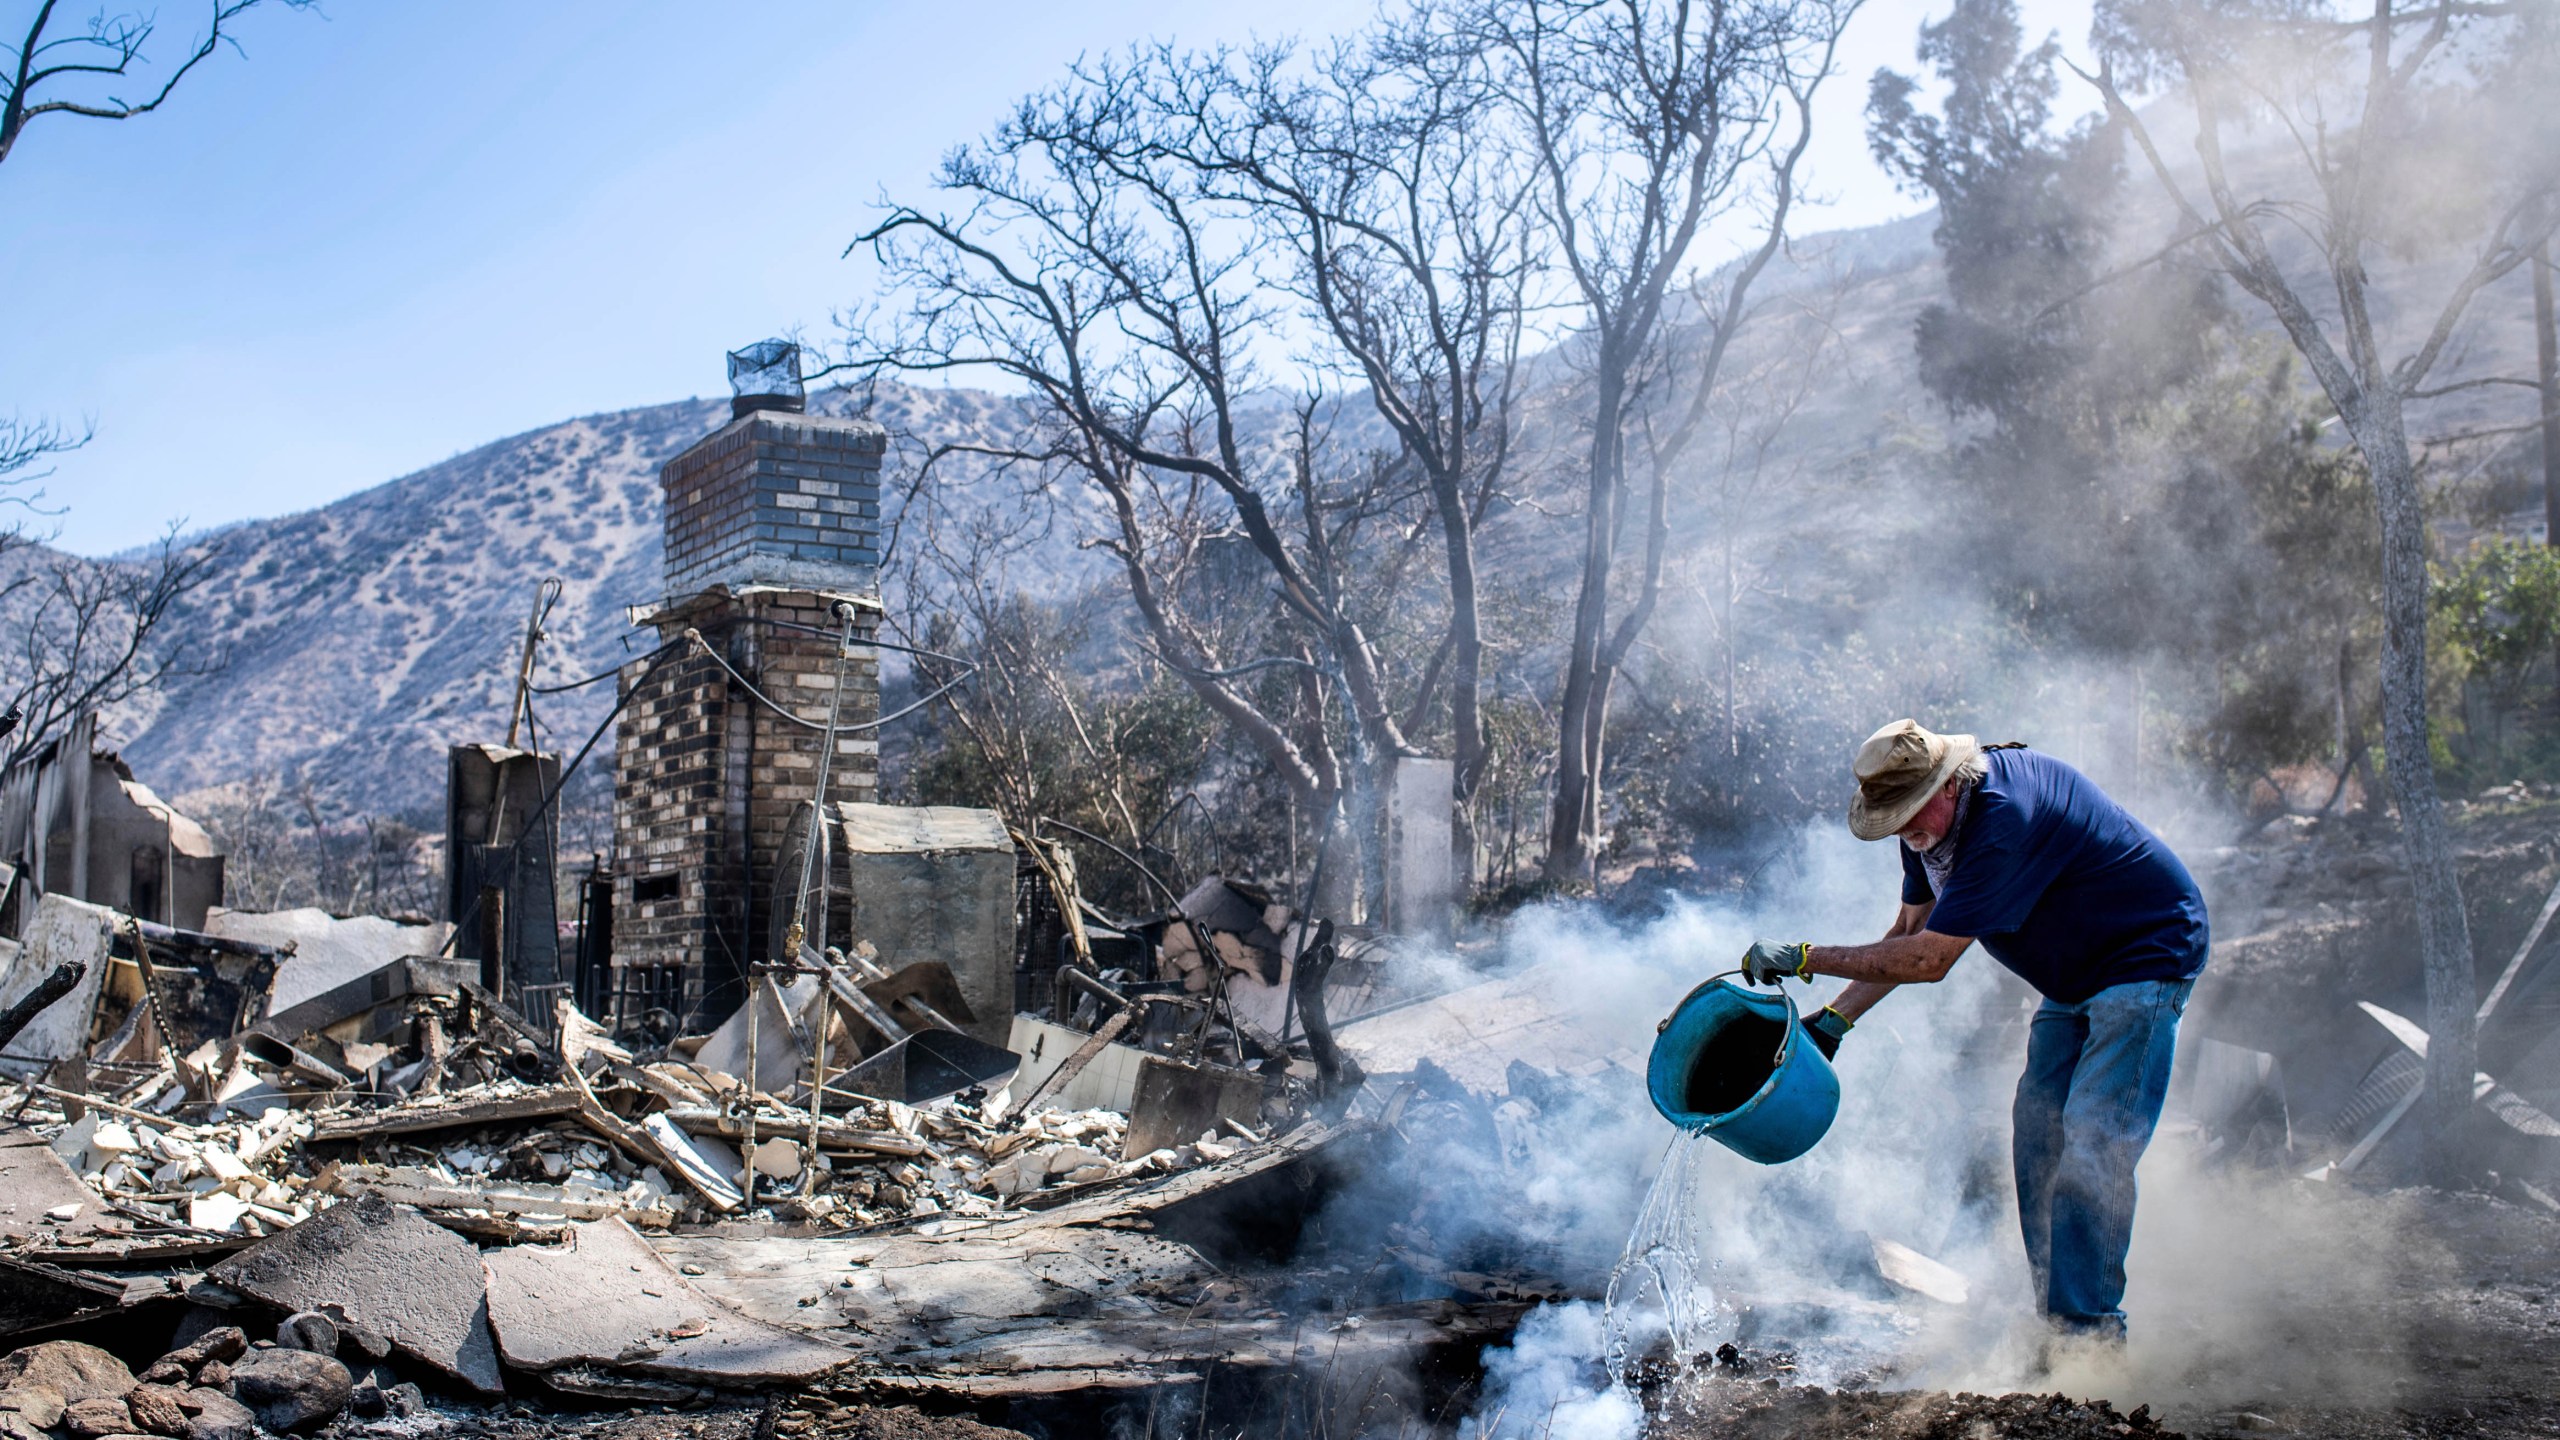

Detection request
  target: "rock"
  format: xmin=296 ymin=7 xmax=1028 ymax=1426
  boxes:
xmin=0 ymin=1343 xmax=135 ymax=1407
xmin=2 ymin=1384 xmax=65 ymax=1430
xmin=151 ymin=1326 xmax=245 ymax=1389
xmin=226 ymin=1349 xmax=350 ymax=1433
xmin=274 ymin=1312 xmax=338 ymax=1357
xmin=346 ymin=1378 xmax=385 ymax=1420
xmin=191 ymin=1362 xmax=228 ymax=1391
xmin=121 ymin=1386 xmax=188 ymax=1437
xmin=328 ymin=1316 xmax=391 ymax=1361
xmin=62 ymin=1396 xmax=133 ymax=1437
xmin=177 ymin=1383 xmax=252 ymax=1434
xmin=165 ymin=1327 xmax=247 ymax=1371
xmin=180 ymin=1391 xmax=253 ymax=1440
xmin=344 ymin=1362 xmax=403 ymax=1421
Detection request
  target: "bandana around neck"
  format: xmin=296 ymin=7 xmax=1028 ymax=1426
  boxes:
xmin=1913 ymin=778 xmax=1978 ymax=898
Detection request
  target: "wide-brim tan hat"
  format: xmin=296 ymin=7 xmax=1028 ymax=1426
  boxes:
xmin=1847 ymin=719 xmax=1981 ymax=842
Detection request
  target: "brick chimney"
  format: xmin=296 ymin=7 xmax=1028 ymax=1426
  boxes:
xmin=608 ymin=343 xmax=888 ymax=1026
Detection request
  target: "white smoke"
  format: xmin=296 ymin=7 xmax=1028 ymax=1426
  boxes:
xmin=1465 ymin=1302 xmax=1646 ymax=1440
xmin=1440 ymin=814 xmax=2432 ymax=1433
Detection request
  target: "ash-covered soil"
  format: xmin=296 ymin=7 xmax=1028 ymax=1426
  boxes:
xmin=326 ymin=1401 xmax=1029 ymax=1440
xmin=1641 ymin=1185 xmax=2560 ymax=1440
xmin=1659 ymin=1386 xmax=2183 ymax=1440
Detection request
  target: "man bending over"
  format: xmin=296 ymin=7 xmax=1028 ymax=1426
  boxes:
xmin=1743 ymin=719 xmax=2208 ymax=1340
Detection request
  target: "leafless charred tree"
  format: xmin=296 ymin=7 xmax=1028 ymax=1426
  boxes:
xmin=1469 ymin=0 xmax=1861 ymax=886
xmin=1154 ymin=32 xmax=1538 ymax=863
xmin=2086 ymin=0 xmax=2560 ymax=1175
xmin=848 ymin=56 xmax=1470 ymax=917
xmin=0 ymin=413 xmax=87 ymax=493
xmin=193 ymin=774 xmax=439 ymax=916
xmin=887 ymin=461 xmax=1164 ymax=844
xmin=1 ymin=0 xmax=304 ymax=169
xmin=0 ymin=529 xmax=221 ymax=770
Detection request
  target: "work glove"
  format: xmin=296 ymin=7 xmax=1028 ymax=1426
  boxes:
xmin=1801 ymin=1005 xmax=1852 ymax=1061
xmin=1740 ymin=939 xmax=1812 ymax=986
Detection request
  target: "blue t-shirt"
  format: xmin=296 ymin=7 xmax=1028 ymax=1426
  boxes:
xmin=1898 ymin=748 xmax=2208 ymax=1003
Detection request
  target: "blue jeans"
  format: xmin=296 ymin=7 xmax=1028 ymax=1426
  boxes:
xmin=2012 ymin=977 xmax=2192 ymax=1336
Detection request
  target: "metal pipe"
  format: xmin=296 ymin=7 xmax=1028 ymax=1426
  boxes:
xmin=742 ymin=965 xmax=760 ymax=1202
xmin=1055 ymin=964 xmax=1129 ymax=1016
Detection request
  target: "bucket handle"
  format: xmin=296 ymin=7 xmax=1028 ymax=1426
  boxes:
xmin=1656 ymin=969 xmax=1801 ymax=1034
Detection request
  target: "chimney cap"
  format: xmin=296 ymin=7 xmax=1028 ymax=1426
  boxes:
xmin=727 ymin=339 xmax=805 ymax=417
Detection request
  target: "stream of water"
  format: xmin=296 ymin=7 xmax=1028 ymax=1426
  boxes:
xmin=1602 ymin=1126 xmax=1722 ymax=1391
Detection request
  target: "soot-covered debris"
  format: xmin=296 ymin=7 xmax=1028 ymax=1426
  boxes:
xmin=1660 ymin=1385 xmax=2186 ymax=1440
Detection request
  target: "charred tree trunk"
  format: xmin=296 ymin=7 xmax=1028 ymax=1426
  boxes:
xmin=1544 ymin=368 xmax=1629 ymax=887
xmin=2537 ymin=242 xmax=2560 ymax=710
xmin=2358 ymin=399 xmax=2482 ymax=1173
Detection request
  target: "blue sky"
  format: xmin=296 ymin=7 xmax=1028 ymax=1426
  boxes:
xmin=3 ymin=0 xmax=2093 ymax=557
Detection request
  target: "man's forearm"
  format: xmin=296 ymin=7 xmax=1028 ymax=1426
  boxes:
xmin=1824 ymin=902 xmax=1936 ymax=1021
xmin=1825 ymin=979 xmax=1900 ymax=1023
xmin=1806 ymin=931 xmax=1972 ymax=985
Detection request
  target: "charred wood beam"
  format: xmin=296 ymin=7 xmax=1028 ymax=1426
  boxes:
xmin=0 ymin=959 xmax=84 ymax=1053
xmin=128 ymin=919 xmax=284 ymax=959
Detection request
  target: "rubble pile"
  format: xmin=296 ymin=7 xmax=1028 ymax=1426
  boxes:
xmin=46 ymin=1105 xmax=318 ymax=1239
xmin=0 ymin=1325 xmax=430 ymax=1440
xmin=10 ymin=1046 xmax=1273 ymax=1242
xmin=0 ymin=844 xmax=1421 ymax=1433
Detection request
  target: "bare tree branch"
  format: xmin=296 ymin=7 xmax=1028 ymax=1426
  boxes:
xmin=2 ymin=0 xmax=308 ymax=169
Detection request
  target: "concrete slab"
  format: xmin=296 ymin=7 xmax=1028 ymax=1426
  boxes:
xmin=481 ymin=1217 xmax=846 ymax=1384
xmin=208 ymin=1193 xmax=502 ymax=1394
xmin=0 ymin=1128 xmax=115 ymax=1246
xmin=204 ymin=909 xmax=450 ymax=1019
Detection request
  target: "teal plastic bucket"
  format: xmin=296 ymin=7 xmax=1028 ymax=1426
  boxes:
xmin=1646 ymin=979 xmax=1840 ymax=1164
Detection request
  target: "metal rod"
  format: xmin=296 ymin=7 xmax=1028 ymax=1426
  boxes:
xmin=742 ymin=965 xmax=760 ymax=1203
xmin=805 ymin=967 xmax=827 ymax=1197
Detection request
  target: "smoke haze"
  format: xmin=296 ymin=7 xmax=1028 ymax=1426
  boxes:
xmin=1422 ymin=815 xmax=2441 ymax=1434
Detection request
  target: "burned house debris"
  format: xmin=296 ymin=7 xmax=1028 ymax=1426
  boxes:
xmin=0 ymin=344 xmax=1564 ymax=1438
xmin=0 ymin=714 xmax=225 ymax=933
